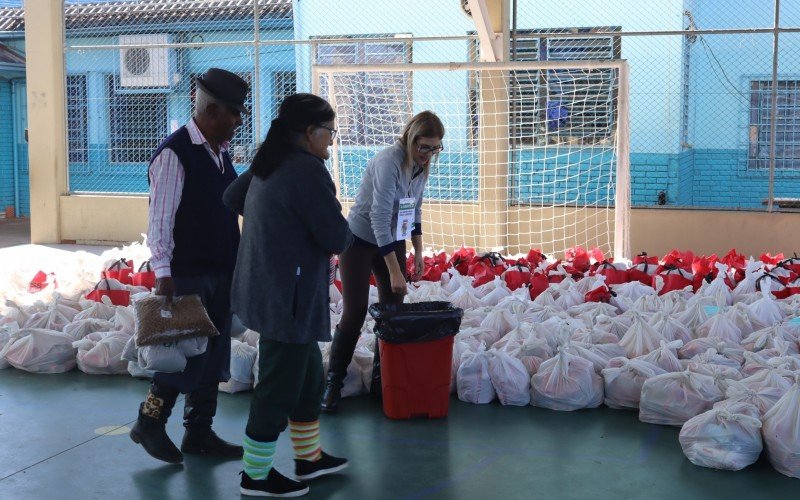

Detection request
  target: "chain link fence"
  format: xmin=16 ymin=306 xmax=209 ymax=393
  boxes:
xmin=1 ymin=0 xmax=799 ymax=213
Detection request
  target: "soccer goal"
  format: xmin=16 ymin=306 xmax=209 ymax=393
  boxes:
xmin=312 ymin=60 xmax=630 ymax=260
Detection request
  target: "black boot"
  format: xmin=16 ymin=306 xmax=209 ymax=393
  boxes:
xmin=321 ymin=327 xmax=359 ymax=413
xmin=181 ymin=385 xmax=243 ymax=458
xmin=130 ymin=382 xmax=183 ymax=464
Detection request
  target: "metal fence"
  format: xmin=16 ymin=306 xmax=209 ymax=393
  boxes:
xmin=2 ymin=0 xmax=800 ymax=212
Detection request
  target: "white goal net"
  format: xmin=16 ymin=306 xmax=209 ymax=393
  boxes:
xmin=312 ymin=60 xmax=630 ymax=259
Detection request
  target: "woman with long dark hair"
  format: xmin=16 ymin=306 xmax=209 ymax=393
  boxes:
xmin=224 ymin=93 xmax=353 ymax=497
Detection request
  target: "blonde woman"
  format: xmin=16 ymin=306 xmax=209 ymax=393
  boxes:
xmin=323 ymin=111 xmax=445 ymax=413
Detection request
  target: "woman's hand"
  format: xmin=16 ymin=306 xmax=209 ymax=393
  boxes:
xmin=413 ymin=252 xmax=424 ymax=281
xmin=390 ymin=270 xmax=407 ymax=295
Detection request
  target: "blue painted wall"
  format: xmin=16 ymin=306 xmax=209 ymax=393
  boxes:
xmin=4 ymin=2 xmax=800 ymax=210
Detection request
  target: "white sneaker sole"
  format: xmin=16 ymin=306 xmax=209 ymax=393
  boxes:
xmin=295 ymin=462 xmax=349 ymax=481
xmin=240 ymin=485 xmax=310 ymax=497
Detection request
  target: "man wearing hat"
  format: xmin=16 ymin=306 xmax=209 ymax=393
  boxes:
xmin=130 ymin=68 xmax=249 ymax=464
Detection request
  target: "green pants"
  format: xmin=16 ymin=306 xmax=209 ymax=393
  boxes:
xmin=246 ymin=338 xmax=324 ymax=442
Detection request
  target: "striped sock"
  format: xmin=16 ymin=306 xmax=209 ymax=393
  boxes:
xmin=289 ymin=420 xmax=322 ymax=462
xmin=243 ymin=436 xmax=276 ymax=480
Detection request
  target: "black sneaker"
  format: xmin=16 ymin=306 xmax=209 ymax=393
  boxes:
xmin=240 ymin=469 xmax=309 ymax=497
xmin=294 ymin=451 xmax=349 ymax=480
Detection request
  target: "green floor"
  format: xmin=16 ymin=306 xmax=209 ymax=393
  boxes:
xmin=0 ymin=369 xmax=797 ymax=500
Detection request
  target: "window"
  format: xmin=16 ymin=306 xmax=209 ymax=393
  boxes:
xmin=272 ymin=71 xmax=296 ymax=118
xmin=190 ymin=72 xmax=255 ymax=164
xmin=469 ymin=27 xmax=621 ymax=147
xmin=108 ymin=75 xmax=168 ymax=163
xmin=66 ymin=74 xmax=88 ymax=163
xmin=749 ymin=80 xmax=800 ymax=169
xmin=315 ymin=35 xmax=412 ymax=146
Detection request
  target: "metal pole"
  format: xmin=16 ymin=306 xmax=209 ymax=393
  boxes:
xmin=511 ymin=0 xmax=517 ymax=61
xmin=11 ymin=79 xmax=20 ymax=217
xmin=326 ymin=72 xmax=342 ymax=197
xmin=313 ymin=60 xmax=629 ymax=73
xmin=253 ymin=0 xmax=262 ymax=143
xmin=768 ymin=0 xmax=780 ymax=213
xmin=614 ymin=63 xmax=632 ymax=261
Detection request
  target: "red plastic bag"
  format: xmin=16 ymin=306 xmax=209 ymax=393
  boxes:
xmin=564 ymin=247 xmax=591 ymax=274
xmin=529 ymin=273 xmax=550 ymax=300
xmin=131 ymin=261 xmax=156 ymax=289
xmin=421 ymin=265 xmax=444 ymax=282
xmin=544 ymin=260 xmax=568 ymax=283
xmin=503 ymin=264 xmax=532 ymax=291
xmin=27 ymin=271 xmax=57 ymax=293
xmin=585 ymin=286 xmax=614 ymax=303
xmin=777 ymin=254 xmax=800 ymax=275
xmin=662 ymin=250 xmax=694 ymax=272
xmin=525 ymin=249 xmax=547 ymax=268
xmin=720 ymin=249 xmax=747 ymax=283
xmin=103 ymin=258 xmax=134 ymax=285
xmin=449 ymin=246 xmax=476 ymax=276
xmin=406 ymin=253 xmax=416 ymax=278
xmin=652 ymin=266 xmax=694 ymax=296
xmin=760 ymin=253 xmax=785 ymax=266
xmin=591 ymin=261 xmax=629 ymax=286
xmin=85 ymin=278 xmax=131 ymax=306
xmin=469 ymin=262 xmax=496 ymax=288
xmin=628 ymin=252 xmax=658 ymax=286
xmin=468 ymin=253 xmax=506 ymax=287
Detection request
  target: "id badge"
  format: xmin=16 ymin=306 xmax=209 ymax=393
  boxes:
xmin=396 ymin=197 xmax=416 ymax=240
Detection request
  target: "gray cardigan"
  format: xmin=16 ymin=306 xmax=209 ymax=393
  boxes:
xmin=347 ymin=141 xmax=426 ymax=251
xmin=223 ymin=149 xmax=353 ymax=344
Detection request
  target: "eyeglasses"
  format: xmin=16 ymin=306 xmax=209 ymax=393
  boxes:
xmin=417 ymin=144 xmax=444 ymax=154
xmin=318 ymin=125 xmax=338 ymax=140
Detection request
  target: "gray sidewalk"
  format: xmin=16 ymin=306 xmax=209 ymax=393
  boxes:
xmin=0 ymin=218 xmax=30 ymax=249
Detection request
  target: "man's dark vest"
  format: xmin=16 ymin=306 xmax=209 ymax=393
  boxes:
xmin=148 ymin=126 xmax=240 ymax=278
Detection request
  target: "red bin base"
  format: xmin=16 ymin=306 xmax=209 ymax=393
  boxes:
xmin=379 ymin=336 xmax=454 ymax=420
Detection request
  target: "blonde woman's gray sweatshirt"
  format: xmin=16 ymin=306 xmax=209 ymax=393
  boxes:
xmin=347 ymin=141 xmax=426 ymax=256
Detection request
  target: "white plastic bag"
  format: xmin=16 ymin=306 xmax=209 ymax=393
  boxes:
xmin=480 ymin=308 xmax=517 ymax=338
xmin=73 ymin=297 xmax=116 ymax=322
xmin=762 ymin=376 xmax=800 ymax=478
xmin=602 ymin=358 xmax=666 ymax=410
xmin=679 ymin=408 xmax=762 ymax=471
xmin=63 ymin=318 xmax=115 ymax=341
xmin=240 ymin=329 xmax=260 ymax=348
xmin=694 ymin=311 xmax=743 ymax=344
xmin=353 ymin=342 xmax=375 ymax=394
xmin=619 ymin=311 xmax=663 ymax=358
xmin=0 ymin=322 xmax=22 ymax=369
xmin=487 ymin=349 xmax=531 ymax=406
xmin=457 ymin=349 xmax=495 ymax=404
xmin=137 ymin=344 xmax=187 ymax=373
xmin=747 ymin=281 xmax=786 ymax=326
xmin=73 ymin=331 xmax=130 ymax=375
xmin=639 ymin=371 xmax=724 ymax=426
xmin=715 ymin=380 xmax=785 ymax=417
xmin=530 ymin=348 xmax=603 ymax=411
xmin=480 ymin=277 xmax=512 ymax=307
xmin=219 ymin=339 xmax=257 ymax=393
xmin=636 ymin=340 xmax=684 ymax=373
xmin=648 ymin=311 xmax=692 ymax=344
xmin=695 ymin=263 xmax=734 ymax=307
xmin=23 ymin=299 xmax=78 ymax=332
xmin=5 ymin=328 xmax=78 ymax=374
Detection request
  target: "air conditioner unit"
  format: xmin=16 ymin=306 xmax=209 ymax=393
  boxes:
xmin=119 ymin=34 xmax=173 ymax=88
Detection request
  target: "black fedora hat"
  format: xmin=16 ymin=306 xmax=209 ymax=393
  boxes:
xmin=196 ymin=68 xmax=251 ymax=115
